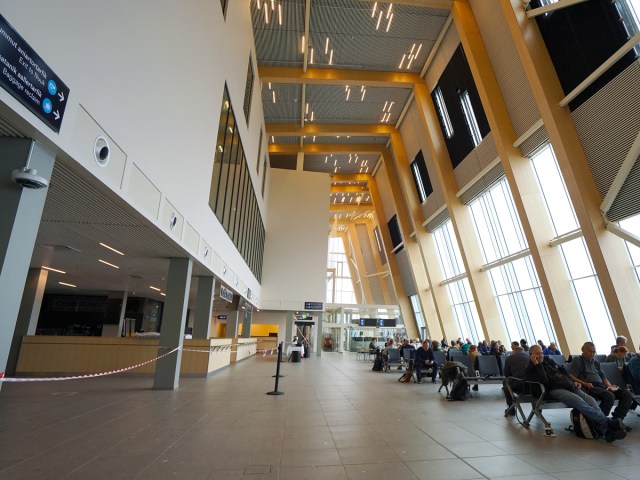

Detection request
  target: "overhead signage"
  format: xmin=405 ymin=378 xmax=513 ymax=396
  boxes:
xmin=217 ymin=315 xmax=227 ymax=320
xmin=304 ymin=301 xmax=323 ymax=311
xmin=358 ymin=318 xmax=397 ymax=327
xmin=219 ymin=285 xmax=234 ymax=303
xmin=0 ymin=14 xmax=69 ymax=133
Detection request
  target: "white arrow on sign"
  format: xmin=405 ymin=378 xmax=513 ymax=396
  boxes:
xmin=58 ymin=91 xmax=65 ymax=102
xmin=53 ymin=110 xmax=60 ymax=120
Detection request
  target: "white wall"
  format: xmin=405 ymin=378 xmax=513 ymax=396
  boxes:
xmin=260 ymin=168 xmax=330 ymax=310
xmin=0 ymin=1 xmax=267 ymax=303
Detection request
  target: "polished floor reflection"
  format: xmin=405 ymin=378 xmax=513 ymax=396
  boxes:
xmin=1 ymin=352 xmax=639 ymax=479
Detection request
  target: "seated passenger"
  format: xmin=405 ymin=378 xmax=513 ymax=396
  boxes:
xmin=415 ymin=340 xmax=438 ymax=384
xmin=605 ymin=346 xmax=628 ymax=370
xmin=627 ymin=353 xmax=640 ymax=394
xmin=503 ymin=346 xmax=529 ymax=414
xmin=543 ymin=342 xmax=562 ymax=357
xmin=569 ymin=342 xmax=635 ymax=430
xmin=520 ymin=339 xmax=529 ymax=352
xmin=460 ymin=339 xmax=472 ymax=355
xmin=468 ymin=344 xmax=481 ymax=368
xmin=478 ymin=340 xmax=491 ymax=355
xmin=525 ymin=345 xmax=626 ymax=442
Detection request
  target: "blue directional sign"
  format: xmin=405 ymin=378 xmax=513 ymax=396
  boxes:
xmin=0 ymin=14 xmax=69 ymax=132
xmin=304 ymin=301 xmax=323 ymax=311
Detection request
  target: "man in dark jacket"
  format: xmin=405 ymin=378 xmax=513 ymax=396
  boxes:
xmin=525 ymin=345 xmax=626 ymax=442
xmin=503 ymin=346 xmax=530 ymax=414
xmin=415 ymin=340 xmax=437 ymax=384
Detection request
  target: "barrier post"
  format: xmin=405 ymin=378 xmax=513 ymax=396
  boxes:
xmin=266 ymin=342 xmax=284 ymax=395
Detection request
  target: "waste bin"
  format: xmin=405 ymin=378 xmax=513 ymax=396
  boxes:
xmin=291 ymin=350 xmax=301 ymax=362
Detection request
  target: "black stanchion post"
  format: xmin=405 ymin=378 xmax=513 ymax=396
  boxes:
xmin=267 ymin=342 xmax=285 ymax=395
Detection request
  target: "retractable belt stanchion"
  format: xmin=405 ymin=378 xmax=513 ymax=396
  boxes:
xmin=266 ymin=342 xmax=284 ymax=396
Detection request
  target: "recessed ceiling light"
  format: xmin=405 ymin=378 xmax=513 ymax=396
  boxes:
xmin=99 ymin=259 xmax=120 ymax=269
xmin=42 ymin=266 xmax=66 ymax=274
xmin=59 ymin=282 xmax=76 ymax=288
xmin=149 ymin=286 xmax=161 ymax=291
xmin=160 ymin=292 xmax=166 ymax=297
xmin=100 ymin=242 xmax=124 ymax=255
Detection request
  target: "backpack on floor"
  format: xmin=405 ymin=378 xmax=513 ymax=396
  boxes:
xmin=372 ymin=352 xmax=384 ymax=372
xmin=448 ymin=374 xmax=471 ymax=401
xmin=567 ymin=409 xmax=601 ymax=439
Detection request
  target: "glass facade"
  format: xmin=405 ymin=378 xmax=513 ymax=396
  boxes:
xmin=209 ymin=85 xmax=265 ymax=281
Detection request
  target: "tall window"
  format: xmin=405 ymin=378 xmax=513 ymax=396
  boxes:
xmin=620 ymin=213 xmax=640 ymax=283
xmin=210 ymin=85 xmax=265 ymax=281
xmin=433 ymin=86 xmax=453 ymax=139
xmin=470 ymin=178 xmax=556 ymax=345
xmin=530 ymin=144 xmax=578 ymax=236
xmin=327 ymin=237 xmax=356 ymax=304
xmin=470 ymin=179 xmax=527 ymax=263
xmin=559 ymin=238 xmax=616 ymax=353
xmin=243 ymin=58 xmax=254 ymax=124
xmin=409 ymin=295 xmax=427 ymax=340
xmin=432 ymin=220 xmax=483 ymax=342
xmin=459 ymin=90 xmax=483 ymax=147
xmin=531 ymin=143 xmax=615 ymax=352
xmin=410 ymin=150 xmax=432 ymax=204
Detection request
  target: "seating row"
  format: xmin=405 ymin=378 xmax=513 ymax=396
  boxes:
xmin=506 ymin=362 xmax=640 ymax=436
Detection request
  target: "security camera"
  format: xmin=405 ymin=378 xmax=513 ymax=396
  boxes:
xmin=11 ymin=168 xmax=49 ymax=189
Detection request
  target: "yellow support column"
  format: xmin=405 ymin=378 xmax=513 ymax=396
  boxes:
xmin=379 ymin=146 xmax=436 ymax=339
xmin=364 ymin=220 xmax=395 ymax=305
xmin=388 ymin=131 xmax=445 ymax=340
xmin=346 ymin=224 xmax=375 ymax=304
xmin=413 ymin=82 xmax=503 ymax=342
xmin=452 ymin=0 xmax=577 ymax=354
xmin=500 ymin=0 xmax=640 ymax=351
xmin=368 ymin=176 xmax=417 ymax=337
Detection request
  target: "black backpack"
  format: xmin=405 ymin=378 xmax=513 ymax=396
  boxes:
xmin=372 ymin=353 xmax=384 ymax=372
xmin=448 ymin=375 xmax=471 ymax=401
xmin=567 ymin=409 xmax=601 ymax=439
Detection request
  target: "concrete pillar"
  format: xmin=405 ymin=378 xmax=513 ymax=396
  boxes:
xmin=225 ymin=301 xmax=240 ymax=338
xmin=193 ymin=276 xmax=215 ymax=339
xmin=285 ymin=311 xmax=294 ymax=345
xmin=241 ymin=301 xmax=252 ymax=338
xmin=116 ymin=291 xmax=129 ymax=337
xmin=6 ymin=267 xmax=48 ymax=376
xmin=152 ymin=257 xmax=192 ymax=390
xmin=315 ymin=313 xmax=323 ymax=357
xmin=0 ymin=139 xmax=54 ymax=384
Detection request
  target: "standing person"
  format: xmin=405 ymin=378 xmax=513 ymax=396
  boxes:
xmin=415 ymin=340 xmax=438 ymax=384
xmin=525 ymin=345 xmax=626 ymax=442
xmin=569 ymin=342 xmax=635 ymax=429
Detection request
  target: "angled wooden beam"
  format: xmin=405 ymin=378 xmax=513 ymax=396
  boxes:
xmin=330 ymin=185 xmax=370 ymax=193
xmin=259 ymin=66 xmax=422 ymax=87
xmin=329 ymin=204 xmax=374 ymax=212
xmin=269 ymin=144 xmax=387 ymax=155
xmin=266 ymin=123 xmax=395 ymax=137
xmin=359 ymin=0 xmax=453 ymax=8
xmin=331 ymin=174 xmax=372 ymax=183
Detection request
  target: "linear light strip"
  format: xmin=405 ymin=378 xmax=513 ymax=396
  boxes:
xmin=99 ymin=259 xmax=120 ymax=269
xmin=42 ymin=266 xmax=66 ymax=274
xmin=99 ymin=242 xmax=124 ymax=255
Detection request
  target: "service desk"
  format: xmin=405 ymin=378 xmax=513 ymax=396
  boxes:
xmin=15 ymin=336 xmax=256 ymax=377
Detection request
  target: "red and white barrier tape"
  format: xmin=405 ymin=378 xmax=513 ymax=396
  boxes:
xmin=0 ymin=343 xmax=278 ymax=382
xmin=0 ymin=347 xmax=180 ymax=383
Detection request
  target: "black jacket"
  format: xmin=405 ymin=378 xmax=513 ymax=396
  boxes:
xmin=525 ymin=358 xmax=575 ymax=397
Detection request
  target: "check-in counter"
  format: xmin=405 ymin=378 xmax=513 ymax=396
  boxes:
xmin=15 ymin=336 xmax=256 ymax=377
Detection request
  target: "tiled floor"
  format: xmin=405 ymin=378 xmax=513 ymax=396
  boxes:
xmin=1 ymin=352 xmax=640 ymax=479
